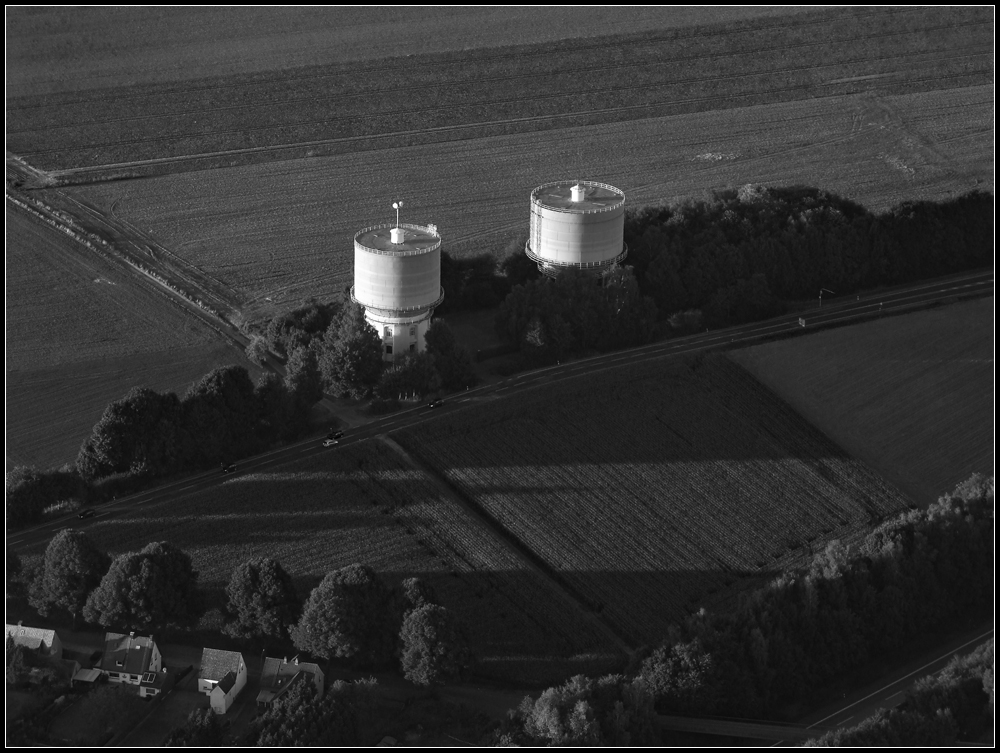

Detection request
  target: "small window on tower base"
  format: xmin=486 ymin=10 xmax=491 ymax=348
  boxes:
xmin=385 ymin=345 xmax=393 ymax=355
xmin=409 ymin=343 xmax=416 ymax=352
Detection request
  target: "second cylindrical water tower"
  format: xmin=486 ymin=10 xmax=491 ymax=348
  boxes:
xmin=352 ymin=222 xmax=444 ymax=362
xmin=526 ymin=180 xmax=627 ymax=277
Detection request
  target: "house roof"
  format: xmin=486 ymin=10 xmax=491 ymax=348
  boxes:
xmin=100 ymin=632 xmax=156 ymax=676
xmin=257 ymin=656 xmax=324 ymax=704
xmin=5 ymin=624 xmax=58 ymax=651
xmin=199 ymin=648 xmax=244 ymax=682
xmin=216 ymin=670 xmax=238 ymax=694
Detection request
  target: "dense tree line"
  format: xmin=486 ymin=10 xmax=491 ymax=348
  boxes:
xmin=493 ymin=673 xmax=658 ymax=746
xmin=165 ymin=707 xmax=226 ymax=747
xmin=5 ymin=466 xmax=87 ymax=531
xmin=504 ymin=475 xmax=992 ymax=736
xmin=635 ymin=474 xmax=993 ymax=718
xmin=494 ymin=266 xmax=658 ymax=365
xmin=625 ymin=186 xmax=991 ymax=327
xmin=806 ymin=639 xmax=994 ymax=746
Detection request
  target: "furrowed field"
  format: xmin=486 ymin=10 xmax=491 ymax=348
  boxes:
xmin=391 ymin=355 xmax=911 ymax=648
xmin=731 ymin=297 xmax=994 ymax=508
xmin=15 ymin=440 xmax=621 ymax=686
xmin=60 ymin=84 xmax=993 ymax=319
xmin=5 ymin=207 xmax=258 ymax=470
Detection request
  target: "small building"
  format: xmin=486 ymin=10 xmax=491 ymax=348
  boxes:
xmin=99 ymin=631 xmax=161 ymax=685
xmin=5 ymin=623 xmax=63 ymax=659
xmin=198 ymin=648 xmax=247 ymax=714
xmin=256 ymin=655 xmax=325 ymax=707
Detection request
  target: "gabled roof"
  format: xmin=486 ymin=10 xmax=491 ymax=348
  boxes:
xmin=100 ymin=632 xmax=157 ymax=675
xmin=199 ymin=648 xmax=244 ymax=682
xmin=5 ymin=624 xmax=58 ymax=651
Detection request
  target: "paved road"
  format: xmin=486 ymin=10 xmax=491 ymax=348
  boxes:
xmin=7 ymin=269 xmax=992 ymax=552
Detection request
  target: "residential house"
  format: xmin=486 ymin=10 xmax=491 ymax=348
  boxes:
xmin=99 ymin=632 xmax=161 ymax=685
xmin=256 ymin=655 xmax=325 ymax=707
xmin=198 ymin=648 xmax=247 ymax=714
xmin=139 ymin=666 xmax=176 ymax=698
xmin=5 ymin=623 xmax=63 ymax=659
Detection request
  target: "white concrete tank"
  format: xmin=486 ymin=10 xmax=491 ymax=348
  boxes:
xmin=352 ymin=222 xmax=444 ymax=362
xmin=526 ymin=180 xmax=627 ymax=277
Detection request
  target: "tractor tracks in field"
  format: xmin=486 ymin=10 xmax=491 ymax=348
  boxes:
xmin=378 ymin=434 xmax=638 ymax=657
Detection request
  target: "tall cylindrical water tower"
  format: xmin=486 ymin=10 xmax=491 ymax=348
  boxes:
xmin=526 ymin=180 xmax=627 ymax=277
xmin=352 ymin=222 xmax=444 ymax=362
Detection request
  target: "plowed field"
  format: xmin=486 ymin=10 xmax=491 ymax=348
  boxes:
xmin=730 ymin=297 xmax=994 ymax=507
xmin=391 ymin=355 xmax=911 ymax=647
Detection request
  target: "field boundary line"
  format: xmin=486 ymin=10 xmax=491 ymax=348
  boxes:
xmin=377 ymin=434 xmax=637 ymax=656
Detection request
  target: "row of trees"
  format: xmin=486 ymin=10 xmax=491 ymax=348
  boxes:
xmin=634 ymin=473 xmax=994 ymax=718
xmin=17 ymin=529 xmax=202 ymax=631
xmin=806 ymin=639 xmax=994 ymax=745
xmin=624 ymin=186 xmax=992 ymax=327
xmin=494 ymin=266 xmax=658 ymax=365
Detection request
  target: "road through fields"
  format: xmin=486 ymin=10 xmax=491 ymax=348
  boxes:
xmin=8 ymin=268 xmax=991 ymax=554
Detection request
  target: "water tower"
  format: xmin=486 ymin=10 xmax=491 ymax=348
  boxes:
xmin=351 ymin=205 xmax=443 ymax=362
xmin=526 ymin=180 xmax=627 ymax=278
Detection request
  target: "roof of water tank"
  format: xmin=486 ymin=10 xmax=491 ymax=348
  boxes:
xmin=531 ymin=181 xmax=625 ymax=212
xmin=355 ymin=223 xmax=440 ymax=256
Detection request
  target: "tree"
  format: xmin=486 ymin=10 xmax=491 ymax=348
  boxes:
xmin=291 ymin=564 xmax=393 ymax=666
xmin=254 ymin=372 xmax=295 ymax=443
xmin=399 ymin=603 xmax=472 ymax=686
xmin=374 ymin=352 xmax=441 ymax=402
xmin=223 ymin=557 xmax=301 ymax=641
xmin=245 ymin=335 xmax=270 ymax=366
xmin=29 ymin=529 xmax=110 ymax=626
xmin=284 ymin=344 xmax=324 ymax=408
xmin=424 ymin=320 xmax=478 ymax=391
xmin=6 ymin=465 xmax=87 ymax=531
xmin=165 ymin=707 xmax=226 ymax=747
xmin=6 ymin=549 xmax=24 ymax=604
xmin=318 ymin=302 xmax=383 ymax=399
xmin=181 ymin=366 xmax=260 ymax=467
xmin=76 ymin=387 xmax=184 ymax=480
xmin=639 ymin=638 xmax=721 ymax=714
xmin=6 ymin=635 xmax=30 ymax=686
xmin=84 ymin=541 xmax=202 ymax=630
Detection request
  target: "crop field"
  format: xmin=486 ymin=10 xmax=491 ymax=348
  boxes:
xmin=5 ymin=207 xmax=257 ymax=470
xmin=8 ymin=7 xmax=991 ymax=172
xmin=730 ymin=297 xmax=994 ymax=508
xmin=5 ymin=6 xmax=810 ymax=98
xmin=391 ymin=355 xmax=911 ymax=647
xmin=59 ymin=84 xmax=994 ymax=319
xmin=15 ymin=440 xmax=620 ymax=685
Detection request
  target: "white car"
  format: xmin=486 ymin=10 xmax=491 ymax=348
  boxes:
xmin=322 ymin=439 xmax=339 ymax=448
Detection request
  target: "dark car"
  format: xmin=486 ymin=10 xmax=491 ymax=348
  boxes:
xmin=221 ymin=463 xmax=236 ymax=474
xmin=78 ymin=508 xmax=96 ymax=519
xmin=427 ymin=399 xmax=443 ymax=409
xmin=327 ymin=430 xmax=345 ymax=440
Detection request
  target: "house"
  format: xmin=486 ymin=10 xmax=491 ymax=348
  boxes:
xmin=198 ymin=648 xmax=247 ymax=714
xmin=99 ymin=631 xmax=161 ymax=685
xmin=256 ymin=655 xmax=325 ymax=707
xmin=5 ymin=623 xmax=63 ymax=659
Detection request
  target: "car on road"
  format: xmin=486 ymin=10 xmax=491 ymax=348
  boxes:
xmin=322 ymin=439 xmax=339 ymax=447
xmin=78 ymin=508 xmax=96 ymax=519
xmin=427 ymin=399 xmax=443 ymax=409
xmin=221 ymin=463 xmax=236 ymax=474
xmin=327 ymin=430 xmax=344 ymax=440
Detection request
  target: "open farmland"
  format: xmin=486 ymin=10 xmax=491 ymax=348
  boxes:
xmin=5 ymin=6 xmax=812 ymax=98
xmin=730 ymin=297 xmax=994 ymax=508
xmin=60 ymin=84 xmax=994 ymax=320
xmin=15 ymin=440 xmax=621 ymax=686
xmin=391 ymin=355 xmax=911 ymax=648
xmin=7 ymin=7 xmax=991 ymax=172
xmin=5 ymin=207 xmax=258 ymax=470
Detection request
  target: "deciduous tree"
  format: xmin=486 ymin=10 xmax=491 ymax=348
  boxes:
xmin=84 ymin=541 xmax=202 ymax=630
xmin=223 ymin=557 xmax=300 ymax=640
xmin=399 ymin=603 xmax=472 ymax=686
xmin=318 ymin=302 xmax=383 ymax=399
xmin=29 ymin=529 xmax=110 ymax=626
